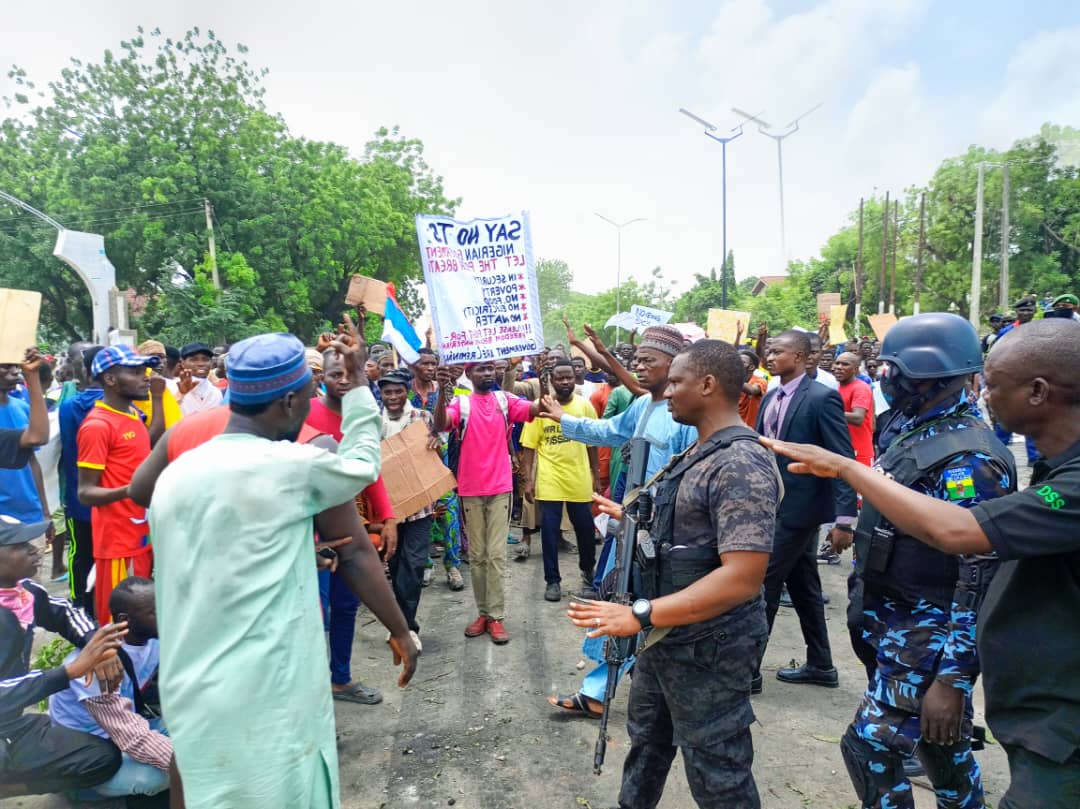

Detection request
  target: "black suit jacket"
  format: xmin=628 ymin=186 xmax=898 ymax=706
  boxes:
xmin=756 ymin=375 xmax=858 ymax=527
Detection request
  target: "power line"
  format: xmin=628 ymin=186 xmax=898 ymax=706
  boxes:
xmin=0 ymin=198 xmax=206 ymax=225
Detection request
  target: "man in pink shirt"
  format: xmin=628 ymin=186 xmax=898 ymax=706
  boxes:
xmin=435 ymin=361 xmax=540 ymax=644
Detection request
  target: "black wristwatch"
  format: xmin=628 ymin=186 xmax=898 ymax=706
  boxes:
xmin=834 ymin=524 xmax=854 ymax=533
xmin=631 ymin=598 xmax=653 ymax=630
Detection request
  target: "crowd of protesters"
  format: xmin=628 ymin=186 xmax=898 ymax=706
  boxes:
xmin=0 ymin=289 xmax=1077 ymax=809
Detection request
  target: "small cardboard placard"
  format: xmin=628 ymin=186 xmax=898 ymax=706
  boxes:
xmin=868 ymin=313 xmax=899 ymax=340
xmin=828 ymin=304 xmax=848 ymax=346
xmin=0 ymin=289 xmax=42 ymax=363
xmin=344 ymin=275 xmax=388 ymax=316
xmin=706 ymin=309 xmax=751 ymax=344
xmin=380 ymin=420 xmax=456 ymax=518
xmin=817 ymin=292 xmax=841 ymax=319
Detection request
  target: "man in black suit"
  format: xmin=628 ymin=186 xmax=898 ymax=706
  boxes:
xmin=755 ymin=330 xmax=857 ymax=691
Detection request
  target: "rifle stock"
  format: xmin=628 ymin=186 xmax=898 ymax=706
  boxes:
xmin=593 ymin=437 xmax=651 ymax=775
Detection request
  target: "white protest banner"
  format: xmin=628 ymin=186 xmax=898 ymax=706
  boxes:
xmin=630 ymin=304 xmax=673 ymax=330
xmin=417 ymin=212 xmax=544 ymax=363
xmin=604 ymin=312 xmax=637 ymax=332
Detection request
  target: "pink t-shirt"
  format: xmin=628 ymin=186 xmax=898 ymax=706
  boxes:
xmin=446 ymin=392 xmax=533 ymax=496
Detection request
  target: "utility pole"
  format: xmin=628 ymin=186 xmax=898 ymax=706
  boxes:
xmin=914 ymin=192 xmax=926 ymax=314
xmin=971 ymin=163 xmax=985 ymax=328
xmin=679 ymin=108 xmax=746 ymax=309
xmin=855 ymin=198 xmax=864 ymax=328
xmin=1000 ymin=163 xmax=1010 ymax=309
xmin=204 ymin=198 xmax=220 ymax=290
xmin=878 ymin=191 xmax=889 ymax=314
xmin=889 ymin=200 xmax=899 ymax=314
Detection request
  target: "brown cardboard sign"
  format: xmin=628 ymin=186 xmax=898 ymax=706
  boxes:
xmin=868 ymin=313 xmax=899 ymax=340
xmin=345 ymin=275 xmax=388 ymax=316
xmin=380 ymin=420 xmax=456 ymax=518
xmin=0 ymin=289 xmax=42 ymax=363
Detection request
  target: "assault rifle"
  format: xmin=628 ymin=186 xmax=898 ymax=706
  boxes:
xmin=594 ymin=436 xmax=652 ymax=775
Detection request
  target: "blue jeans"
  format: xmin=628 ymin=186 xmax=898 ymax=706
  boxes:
xmin=539 ymin=500 xmax=596 ymax=585
xmin=72 ymin=718 xmax=170 ymax=799
xmin=319 ymin=568 xmax=360 ymax=686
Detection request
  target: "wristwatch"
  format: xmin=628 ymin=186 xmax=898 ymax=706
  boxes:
xmin=631 ymin=598 xmax=653 ymax=630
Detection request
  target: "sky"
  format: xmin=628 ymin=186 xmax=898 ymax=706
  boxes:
xmin=3 ymin=0 xmax=1079 ymax=301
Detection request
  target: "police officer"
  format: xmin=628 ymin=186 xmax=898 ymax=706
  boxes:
xmin=568 ymin=339 xmax=780 ymax=809
xmin=764 ymin=314 xmax=1042 ymax=809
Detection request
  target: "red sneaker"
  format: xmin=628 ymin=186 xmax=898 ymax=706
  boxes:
xmin=464 ymin=615 xmax=488 ymax=638
xmin=486 ymin=619 xmax=510 ymax=645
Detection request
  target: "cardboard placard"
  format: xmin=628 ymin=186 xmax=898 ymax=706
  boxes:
xmin=706 ymin=309 xmax=751 ymax=344
xmin=344 ymin=275 xmax=388 ymax=316
xmin=867 ymin=313 xmax=898 ymax=340
xmin=817 ymin=292 xmax=841 ymax=319
xmin=380 ymin=420 xmax=456 ymax=518
xmin=0 ymin=289 xmax=42 ymax=363
xmin=828 ymin=304 xmax=848 ymax=346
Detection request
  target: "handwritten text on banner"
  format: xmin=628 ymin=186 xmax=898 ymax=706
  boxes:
xmin=416 ymin=212 xmax=544 ymax=363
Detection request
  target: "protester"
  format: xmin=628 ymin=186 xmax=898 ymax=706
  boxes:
xmin=307 ymin=347 xmax=397 ymax=702
xmin=0 ymin=516 xmax=128 ymax=798
xmin=832 ymin=352 xmax=874 ymax=466
xmin=0 ymin=353 xmax=54 ymax=556
xmin=50 ymin=576 xmax=171 ymax=802
xmin=519 ymin=360 xmax=600 ymax=602
xmin=76 ymin=345 xmax=164 ymax=623
xmin=755 ymin=330 xmax=857 ymax=692
xmin=738 ymin=349 xmax=768 ymax=428
xmin=570 ymin=339 xmax=780 ymax=808
xmin=134 ymin=339 xmax=183 ymax=430
xmin=379 ymin=368 xmax=442 ymax=647
xmin=59 ymin=345 xmax=104 ymax=613
xmin=435 ymin=361 xmax=540 ymax=644
xmin=990 ymin=297 xmax=1039 ymax=464
xmin=144 ymin=326 xmax=417 ymax=808
xmin=0 ymin=349 xmax=50 ymax=469
xmin=764 ymin=317 xmax=1080 ymax=808
xmin=541 ymin=324 xmax=696 ymax=718
xmin=175 ymin=342 xmax=222 ymax=415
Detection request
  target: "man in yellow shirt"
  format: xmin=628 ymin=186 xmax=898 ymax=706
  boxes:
xmin=520 ymin=360 xmax=601 ymax=602
xmin=134 ymin=341 xmax=183 ymax=429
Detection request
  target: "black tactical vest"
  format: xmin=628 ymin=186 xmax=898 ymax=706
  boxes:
xmin=641 ymin=426 xmax=764 ymax=599
xmin=852 ymin=413 xmax=1015 ymax=613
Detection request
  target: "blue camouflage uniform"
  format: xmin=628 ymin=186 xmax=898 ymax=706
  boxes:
xmin=847 ymin=396 xmax=1015 ymax=809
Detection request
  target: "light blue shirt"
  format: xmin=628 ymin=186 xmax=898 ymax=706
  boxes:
xmin=559 ymin=393 xmax=697 ymax=481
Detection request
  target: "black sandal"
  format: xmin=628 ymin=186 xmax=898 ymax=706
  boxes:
xmin=548 ymin=692 xmax=602 ymax=719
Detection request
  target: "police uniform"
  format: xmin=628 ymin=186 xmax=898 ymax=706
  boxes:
xmin=618 ymin=425 xmax=779 ymax=809
xmin=846 ymin=395 xmax=1016 ymax=809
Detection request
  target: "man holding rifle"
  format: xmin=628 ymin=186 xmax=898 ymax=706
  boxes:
xmin=569 ymin=339 xmax=780 ymax=809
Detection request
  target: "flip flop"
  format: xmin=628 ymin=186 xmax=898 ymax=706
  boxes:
xmin=514 ymin=542 xmax=530 ymax=561
xmin=52 ymin=572 xmax=69 ymax=583
xmin=333 ymin=682 xmax=383 ymax=705
xmin=548 ymin=692 xmax=602 ymax=719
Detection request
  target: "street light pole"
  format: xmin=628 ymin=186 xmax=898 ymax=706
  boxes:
xmin=678 ymin=108 xmax=745 ymax=309
xmin=594 ymin=213 xmax=646 ymax=343
xmin=733 ymin=103 xmax=822 ymax=268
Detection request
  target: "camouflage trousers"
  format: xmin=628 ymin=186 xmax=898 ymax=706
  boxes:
xmin=617 ymin=600 xmax=767 ymax=809
xmin=845 ymin=594 xmax=983 ymax=809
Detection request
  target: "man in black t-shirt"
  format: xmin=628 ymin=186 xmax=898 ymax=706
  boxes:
xmin=0 ymin=349 xmax=49 ymax=470
xmin=763 ymin=318 xmax=1080 ymax=809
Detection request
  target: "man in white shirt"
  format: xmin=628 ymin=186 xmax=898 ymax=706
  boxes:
xmin=175 ymin=343 xmax=222 ymax=415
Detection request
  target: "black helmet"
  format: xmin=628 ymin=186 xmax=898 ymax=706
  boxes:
xmin=878 ymin=313 xmax=982 ymax=379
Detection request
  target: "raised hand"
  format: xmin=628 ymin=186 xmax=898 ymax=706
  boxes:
xmin=582 ymin=323 xmax=606 ymax=354
xmin=316 ymin=333 xmax=336 ymax=353
xmin=149 ymin=373 xmax=166 ymax=398
xmin=537 ymin=394 xmax=565 ymax=422
xmin=176 ymin=367 xmax=196 ymax=396
xmin=562 ymin=316 xmax=580 ymax=345
xmin=21 ymin=347 xmax=43 ymax=377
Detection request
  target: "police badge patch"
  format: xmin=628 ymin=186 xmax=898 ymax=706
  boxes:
xmin=943 ymin=465 xmax=977 ymax=500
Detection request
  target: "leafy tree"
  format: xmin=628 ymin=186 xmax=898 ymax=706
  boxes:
xmin=0 ymin=28 xmax=455 ymax=342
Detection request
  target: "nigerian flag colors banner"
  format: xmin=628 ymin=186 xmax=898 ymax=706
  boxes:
xmin=416 ymin=212 xmax=544 ymax=363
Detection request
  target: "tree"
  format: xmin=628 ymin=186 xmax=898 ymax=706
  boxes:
xmin=0 ymin=28 xmax=456 ymax=342
xmin=536 ymin=257 xmax=574 ymax=344
xmin=673 ymin=251 xmax=740 ymax=325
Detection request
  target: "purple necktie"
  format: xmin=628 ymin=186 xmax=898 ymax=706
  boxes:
xmin=767 ymin=389 xmax=787 ymax=438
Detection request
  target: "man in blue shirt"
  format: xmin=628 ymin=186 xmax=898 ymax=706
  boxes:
xmin=58 ymin=345 xmax=105 ymax=614
xmin=0 ymin=359 xmax=52 ymax=546
xmin=539 ymin=325 xmax=697 ymax=718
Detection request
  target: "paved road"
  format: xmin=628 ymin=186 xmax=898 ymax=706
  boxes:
xmin=10 ymin=516 xmax=1015 ymax=809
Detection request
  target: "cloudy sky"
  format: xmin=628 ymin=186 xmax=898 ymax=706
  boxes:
xmin=3 ymin=1 xmax=1079 ymax=298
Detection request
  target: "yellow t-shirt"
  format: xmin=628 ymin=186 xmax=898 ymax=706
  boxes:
xmin=520 ymin=395 xmax=596 ymax=502
xmin=133 ymin=384 xmax=183 ymax=430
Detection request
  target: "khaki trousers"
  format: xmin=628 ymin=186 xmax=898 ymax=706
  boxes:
xmin=461 ymin=493 xmax=512 ymax=621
